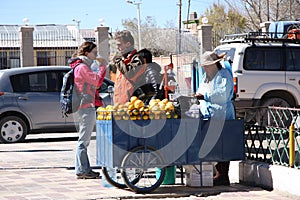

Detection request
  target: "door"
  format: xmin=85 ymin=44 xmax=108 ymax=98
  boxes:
xmin=285 ymin=47 xmax=300 ymax=106
xmin=11 ymin=70 xmax=76 ymax=130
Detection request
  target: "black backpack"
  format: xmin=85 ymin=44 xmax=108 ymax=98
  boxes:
xmin=60 ymin=64 xmax=81 ymax=117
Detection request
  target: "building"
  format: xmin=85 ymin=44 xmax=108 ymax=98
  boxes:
xmin=0 ymin=24 xmax=109 ymax=69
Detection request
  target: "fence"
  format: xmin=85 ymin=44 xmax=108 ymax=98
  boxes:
xmin=244 ymin=106 xmax=300 ymax=169
xmin=0 ymin=26 xmax=20 ymax=68
xmin=33 ymin=25 xmax=83 ymax=66
xmin=175 ymin=31 xmax=201 ymax=96
xmin=0 ymin=25 xmax=105 ymax=69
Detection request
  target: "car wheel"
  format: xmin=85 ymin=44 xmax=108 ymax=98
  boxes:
xmin=0 ymin=116 xmax=27 ymax=143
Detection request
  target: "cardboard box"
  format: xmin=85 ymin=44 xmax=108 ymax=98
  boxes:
xmin=184 ymin=163 xmax=213 ymax=187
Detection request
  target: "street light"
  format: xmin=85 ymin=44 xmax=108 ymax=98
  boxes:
xmin=72 ymin=19 xmax=81 ymax=45
xmin=125 ymin=0 xmax=142 ymax=50
xmin=72 ymin=19 xmax=81 ymax=30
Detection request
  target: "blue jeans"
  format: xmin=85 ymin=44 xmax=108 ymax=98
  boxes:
xmin=75 ymin=107 xmax=96 ymax=175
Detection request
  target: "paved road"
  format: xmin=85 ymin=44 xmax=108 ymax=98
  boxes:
xmin=0 ymin=132 xmax=299 ymax=200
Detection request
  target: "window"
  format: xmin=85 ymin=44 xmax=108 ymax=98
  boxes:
xmin=37 ymin=51 xmax=56 ymax=66
xmin=99 ymin=82 xmax=108 ymax=93
xmin=28 ymin=72 xmax=47 ymax=92
xmin=47 ymin=72 xmax=58 ymax=92
xmin=9 ymin=51 xmax=20 ymax=68
xmin=10 ymin=71 xmax=64 ymax=92
xmin=286 ymin=47 xmax=300 ymax=71
xmin=46 ymin=71 xmax=65 ymax=92
xmin=244 ymin=47 xmax=282 ymax=70
xmin=0 ymin=52 xmax=7 ymax=69
xmin=11 ymin=74 xmax=30 ymax=92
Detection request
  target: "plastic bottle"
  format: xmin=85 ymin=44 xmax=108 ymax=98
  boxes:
xmin=91 ymin=60 xmax=99 ymax=73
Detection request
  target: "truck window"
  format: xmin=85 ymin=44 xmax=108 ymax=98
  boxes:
xmin=286 ymin=47 xmax=300 ymax=71
xmin=244 ymin=47 xmax=282 ymax=71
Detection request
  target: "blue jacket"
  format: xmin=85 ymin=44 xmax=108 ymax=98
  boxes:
xmin=197 ymin=67 xmax=235 ymax=120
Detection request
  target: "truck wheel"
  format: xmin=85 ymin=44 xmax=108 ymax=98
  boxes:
xmin=262 ymin=97 xmax=291 ymax=108
xmin=0 ymin=116 xmax=27 ymax=143
xmin=259 ymin=97 xmax=291 ymax=126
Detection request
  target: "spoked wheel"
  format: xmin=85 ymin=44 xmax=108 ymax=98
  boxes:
xmin=102 ymin=167 xmax=141 ymax=189
xmin=102 ymin=167 xmax=126 ymax=188
xmin=121 ymin=146 xmax=166 ymax=193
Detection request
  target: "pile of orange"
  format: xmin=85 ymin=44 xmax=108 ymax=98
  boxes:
xmin=97 ymin=96 xmax=178 ymax=120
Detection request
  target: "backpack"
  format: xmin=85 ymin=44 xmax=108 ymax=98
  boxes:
xmin=60 ymin=64 xmax=81 ymax=117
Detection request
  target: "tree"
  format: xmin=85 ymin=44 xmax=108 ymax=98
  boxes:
xmin=122 ymin=16 xmax=176 ymax=56
xmin=202 ymin=3 xmax=246 ymax=46
xmin=224 ymin=0 xmax=300 ymax=31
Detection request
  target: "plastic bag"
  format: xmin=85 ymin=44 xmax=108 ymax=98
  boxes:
xmin=185 ymin=104 xmax=201 ymax=118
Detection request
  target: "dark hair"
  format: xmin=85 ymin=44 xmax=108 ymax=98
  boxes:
xmin=77 ymin=41 xmax=97 ymax=56
xmin=216 ymin=61 xmax=222 ymax=70
xmin=114 ymin=30 xmax=134 ymax=46
xmin=137 ymin=48 xmax=152 ymax=64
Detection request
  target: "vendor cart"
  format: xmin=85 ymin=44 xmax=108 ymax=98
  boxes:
xmin=96 ymin=117 xmax=245 ymax=193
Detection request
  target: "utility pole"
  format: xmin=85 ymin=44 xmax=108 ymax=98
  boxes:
xmin=187 ymin=0 xmax=191 ymax=23
xmin=136 ymin=2 xmax=142 ymax=50
xmin=290 ymin=0 xmax=292 ymax=20
xmin=267 ymin=0 xmax=270 ymax=21
xmin=178 ymin=0 xmax=182 ymax=54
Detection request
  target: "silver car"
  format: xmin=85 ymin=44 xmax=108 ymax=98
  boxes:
xmin=0 ymin=66 xmax=113 ymax=143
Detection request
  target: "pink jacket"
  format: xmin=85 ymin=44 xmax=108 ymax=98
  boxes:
xmin=70 ymin=59 xmax=106 ymax=108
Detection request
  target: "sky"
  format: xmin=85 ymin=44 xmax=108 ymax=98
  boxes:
xmin=0 ymin=0 xmax=217 ymax=31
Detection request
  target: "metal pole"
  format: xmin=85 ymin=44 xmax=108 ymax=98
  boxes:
xmin=137 ymin=2 xmax=142 ymax=50
xmin=289 ymin=120 xmax=295 ymax=168
xmin=125 ymin=0 xmax=142 ymax=50
xmin=73 ymin=19 xmax=81 ymax=45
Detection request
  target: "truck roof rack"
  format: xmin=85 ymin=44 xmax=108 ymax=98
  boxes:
xmin=220 ymin=31 xmax=300 ymax=45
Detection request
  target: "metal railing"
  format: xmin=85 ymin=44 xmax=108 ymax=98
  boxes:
xmin=244 ymin=123 xmax=271 ymax=163
xmin=244 ymin=107 xmax=300 ymax=169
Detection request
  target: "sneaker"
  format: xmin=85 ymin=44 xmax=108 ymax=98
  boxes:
xmin=90 ymin=170 xmax=100 ymax=177
xmin=77 ymin=171 xmax=100 ymax=179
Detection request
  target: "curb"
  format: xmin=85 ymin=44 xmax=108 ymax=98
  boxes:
xmin=238 ymin=160 xmax=300 ymax=196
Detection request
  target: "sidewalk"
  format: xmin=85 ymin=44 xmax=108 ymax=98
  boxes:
xmin=1 ymin=167 xmax=298 ymax=200
xmin=0 ymin=133 xmax=299 ymax=200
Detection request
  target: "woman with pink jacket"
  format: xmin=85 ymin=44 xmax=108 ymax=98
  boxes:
xmin=69 ymin=41 xmax=106 ymax=179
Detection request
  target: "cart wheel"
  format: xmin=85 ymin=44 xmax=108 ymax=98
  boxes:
xmin=121 ymin=146 xmax=166 ymax=193
xmin=102 ymin=167 xmax=140 ymax=189
xmin=102 ymin=167 xmax=126 ymax=188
